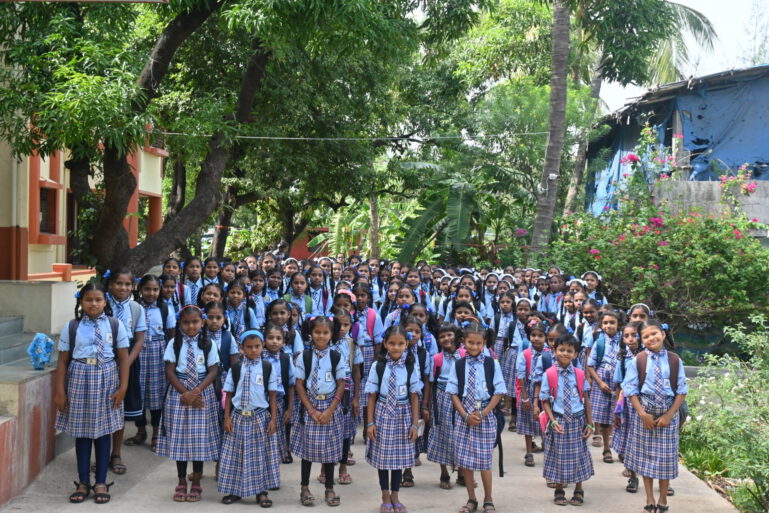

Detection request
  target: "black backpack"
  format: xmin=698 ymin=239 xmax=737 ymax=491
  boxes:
xmin=298 ymin=348 xmax=341 ymax=423
xmin=374 ymin=357 xmax=416 ymax=397
xmin=67 ymin=317 xmax=120 ymax=351
xmin=228 ymin=358 xmax=273 ymax=405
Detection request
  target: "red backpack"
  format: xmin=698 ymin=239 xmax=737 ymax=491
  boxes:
xmin=350 ymin=307 xmax=377 ymax=342
xmin=538 ymin=366 xmax=586 ymax=433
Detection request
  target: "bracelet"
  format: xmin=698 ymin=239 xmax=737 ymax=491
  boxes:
xmin=551 ymin=420 xmax=560 ymax=426
xmin=411 ymin=424 xmax=419 ymax=430
xmin=522 ymin=398 xmax=530 ymax=403
xmin=366 ymin=422 xmax=375 ymax=427
xmin=586 ymin=424 xmax=595 ymax=431
xmin=464 ymin=412 xmax=470 ymax=421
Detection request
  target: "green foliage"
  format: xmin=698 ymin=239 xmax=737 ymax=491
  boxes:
xmin=682 ymin=315 xmax=769 ymax=512
xmin=547 ymin=127 xmax=769 ymax=329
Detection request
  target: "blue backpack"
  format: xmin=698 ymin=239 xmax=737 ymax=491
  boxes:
xmin=27 ymin=333 xmax=54 ymax=370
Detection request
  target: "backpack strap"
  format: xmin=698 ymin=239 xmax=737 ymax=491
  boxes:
xmin=546 ymin=366 xmax=586 ymax=403
xmin=594 ymin=333 xmax=606 ymax=367
xmin=220 ymin=331 xmax=233 ymax=372
xmin=523 ymin=348 xmax=532 ymax=377
xmin=305 ymin=295 xmax=312 ymax=316
xmin=322 ymin=289 xmax=329 ymax=310
xmin=68 ymin=319 xmax=79 ymax=348
xmin=456 ymin=357 xmax=467 ymax=399
xmin=417 ymin=347 xmax=427 ymax=376
xmin=108 ymin=316 xmax=120 ymax=345
xmin=158 ymin=301 xmax=169 ymax=333
xmin=128 ymin=301 xmax=142 ymax=335
xmin=302 ymin=348 xmax=340 ymax=389
xmin=433 ymin=352 xmax=444 ymax=378
xmin=280 ymin=352 xmax=290 ymax=396
xmin=230 ymin=361 xmax=242 ymax=396
xmin=484 ymin=357 xmax=495 ymax=397
xmin=542 ymin=351 xmax=552 ymax=372
xmin=375 ymin=360 xmax=386 ymax=394
xmin=366 ymin=308 xmax=376 ymax=339
xmin=262 ymin=359 xmax=272 ymax=400
xmin=637 ymin=351 xmax=680 ymax=394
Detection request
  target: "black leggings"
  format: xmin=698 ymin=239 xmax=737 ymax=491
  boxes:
xmin=339 ymin=438 xmax=351 ymax=464
xmin=176 ymin=461 xmax=203 ymax=479
xmin=301 ymin=460 xmax=334 ymax=488
xmin=75 ymin=435 xmax=110 ymax=485
xmin=378 ymin=469 xmax=403 ymax=492
xmin=135 ymin=409 xmax=162 ymax=428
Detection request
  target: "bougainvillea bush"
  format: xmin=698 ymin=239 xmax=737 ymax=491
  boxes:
xmin=544 ymin=126 xmax=769 ymax=330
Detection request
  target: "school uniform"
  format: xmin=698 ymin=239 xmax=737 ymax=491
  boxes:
xmin=364 ymin=354 xmax=423 ymax=470
xmin=265 ymin=287 xmax=281 ymax=305
xmin=226 ymin=302 xmax=258 ymax=341
xmin=444 ymin=302 xmax=487 ymax=325
xmin=545 ymin=292 xmax=564 ymax=315
xmin=183 ymin=278 xmax=203 ymax=306
xmin=622 ymin=349 xmax=687 ymax=480
xmin=611 ymin=355 xmax=634 ymax=457
xmin=427 ymin=350 xmax=461 ymax=466
xmin=330 ymin=337 xmax=363 ymax=441
xmin=515 ymin=347 xmax=549 ymax=436
xmin=540 ymin=364 xmax=594 ymax=484
xmin=354 ymin=308 xmax=385 ymax=418
xmin=587 ymin=332 xmax=621 ymax=425
xmin=139 ymin=301 xmax=175 ymax=412
xmin=308 ymin=286 xmax=331 ymax=316
xmin=383 ymin=309 xmax=401 ymax=330
xmin=218 ymin=356 xmax=281 ymax=497
xmin=251 ymin=294 xmax=266 ymax=328
xmin=447 ymin=354 xmax=506 ymax=471
xmin=285 ymin=294 xmax=310 ymax=318
xmin=493 ymin=312 xmax=515 ymax=360
xmin=410 ymin=344 xmax=433 ymax=455
xmin=202 ymin=276 xmax=221 ymax=288
xmin=503 ymin=319 xmax=527 ymax=399
xmin=108 ymin=295 xmax=147 ymax=420
xmin=156 ymin=335 xmax=221 ymax=462
xmin=55 ymin=315 xmax=130 ymax=438
xmin=290 ymin=348 xmax=348 ymax=463
xmin=264 ymin=349 xmax=296 ymax=459
xmin=482 ymin=291 xmax=496 ymax=321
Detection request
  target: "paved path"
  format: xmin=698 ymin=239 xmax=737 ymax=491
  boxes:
xmin=1 ymin=429 xmax=735 ymax=513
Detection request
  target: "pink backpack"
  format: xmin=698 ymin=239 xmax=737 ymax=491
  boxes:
xmin=538 ymin=366 xmax=586 ymax=433
xmin=433 ymin=348 xmax=466 ymax=377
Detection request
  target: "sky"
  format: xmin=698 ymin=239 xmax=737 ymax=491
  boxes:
xmin=601 ymin=0 xmax=764 ymax=111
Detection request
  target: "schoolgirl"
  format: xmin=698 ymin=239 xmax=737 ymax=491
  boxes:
xmin=481 ymin=273 xmax=499 ymax=322
xmin=220 ymin=262 xmax=238 ymax=290
xmin=379 ymin=281 xmax=401 ymax=321
xmin=196 ymin=282 xmax=225 ymax=308
xmin=126 ymin=275 xmax=176 ymax=453
xmin=265 ymin=268 xmax=283 ymax=304
xmin=612 ymin=321 xmax=642 ymax=494
xmin=587 ymin=309 xmax=623 ymax=463
xmin=308 ymin=265 xmax=332 ymax=316
xmin=284 ymin=272 xmax=312 ymax=319
xmin=105 ymin=269 xmax=146 ymax=474
xmin=292 ymin=316 xmax=347 ymax=507
xmin=400 ymin=315 xmax=433 ymax=485
xmin=182 ymin=257 xmax=204 ymax=306
xmin=202 ymin=258 xmax=223 ymax=288
xmin=162 ymin=258 xmax=184 ymax=311
xmin=516 ymin=283 xmax=530 ymax=300
xmin=55 ymin=282 xmax=130 ymax=504
xmin=516 ymin=321 xmax=549 ymax=466
xmin=408 ymin=303 xmax=438 ymax=356
xmin=622 ymin=320 xmax=687 ymax=513
xmin=225 ymin=280 xmax=259 ymax=341
xmin=457 ymin=274 xmax=487 ymax=320
xmin=560 ymin=293 xmax=581 ymax=331
xmin=247 ymin=270 xmax=267 ymax=323
xmin=156 ymin=305 xmax=221 ymax=502
xmin=160 ymin=273 xmax=181 ymax=317
xmin=372 ymin=267 xmax=389 ymax=308
xmin=365 ymin=324 xmax=421 ymax=513
xmin=351 ymin=283 xmax=385 ymax=431
xmin=444 ymin=286 xmax=480 ymax=325
xmin=582 ymin=271 xmax=606 ymax=304
xmin=262 ymin=321 xmax=296 ymax=464
xmin=324 ymin=309 xmax=362 ymax=485
xmin=265 ymin=299 xmax=305 ymax=355
xmin=418 ymin=264 xmax=435 ymax=301
xmin=576 ymin=298 xmax=600 ymax=368
xmin=218 ymin=330 xmax=280 ymax=507
xmin=491 ymin=291 xmax=516 ymax=358
xmin=282 ymin=258 xmax=301 ymax=289
xmin=427 ymin=323 xmax=464 ymax=489
xmin=534 ymin=277 xmax=550 ymax=313
xmin=567 ymin=278 xmax=587 ymax=295
xmin=628 ymin=303 xmax=651 ymax=323
xmin=540 ymin=334 xmax=595 ymax=506
xmin=494 ymin=279 xmax=511 ymax=304
xmin=203 ymin=301 xmax=239 ymax=380
xmin=383 ymin=287 xmax=418 ymax=330
xmin=448 ymin=320 xmax=506 ymax=513
xmin=502 ymin=298 xmax=532 ymax=426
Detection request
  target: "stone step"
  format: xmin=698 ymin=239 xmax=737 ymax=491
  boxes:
xmin=0 ymin=333 xmax=37 ymax=366
xmin=0 ymin=316 xmax=23 ymax=337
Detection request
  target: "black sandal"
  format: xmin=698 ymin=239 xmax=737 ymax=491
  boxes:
xmin=69 ymin=482 xmax=91 ymax=503
xmin=656 ymin=505 xmax=669 ymax=513
xmin=667 ymin=487 xmax=675 ymax=496
xmin=643 ymin=505 xmax=657 ymax=513
xmin=401 ymin=471 xmax=414 ymax=488
xmin=93 ymin=482 xmax=113 ymax=504
xmin=524 ymin=453 xmax=534 ymax=467
xmin=324 ymin=489 xmax=340 ymax=507
xmin=109 ymin=455 xmax=126 ymax=474
xmin=569 ymin=490 xmax=584 ymax=506
xmin=258 ymin=493 xmax=273 ymax=508
xmin=300 ymin=487 xmax=314 ymax=507
xmin=150 ymin=436 xmax=159 ymax=453
xmin=124 ymin=431 xmax=147 ymax=446
xmin=482 ymin=501 xmax=496 ymax=513
xmin=602 ymin=450 xmax=614 ymax=463
xmin=626 ymin=476 xmax=639 ymax=493
xmin=283 ymin=454 xmax=293 ymax=464
xmin=459 ymin=499 xmax=478 ymax=513
xmin=554 ymin=489 xmax=567 ymax=506
xmin=221 ymin=495 xmax=241 ymax=505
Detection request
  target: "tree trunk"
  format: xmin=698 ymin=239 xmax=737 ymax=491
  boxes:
xmin=529 ymin=0 xmax=570 ymax=257
xmin=368 ymin=194 xmax=380 ymax=259
xmin=564 ymin=70 xmax=603 ymax=213
xmin=165 ymin=158 xmax=187 ymax=222
xmin=210 ymin=188 xmax=235 ymax=259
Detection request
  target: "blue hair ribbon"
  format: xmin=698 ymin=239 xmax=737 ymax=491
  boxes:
xmin=74 ymin=291 xmax=81 ymax=299
xmin=103 ymin=269 xmax=111 ymax=279
xmin=661 ymin=323 xmax=669 ymax=331
xmin=240 ymin=329 xmax=264 ymax=344
xmin=406 ymin=332 xmax=413 ymax=341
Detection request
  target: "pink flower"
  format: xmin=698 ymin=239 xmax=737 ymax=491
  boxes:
xmin=589 ymin=249 xmax=600 ymax=255
xmin=603 ymin=205 xmax=611 ymax=212
xmin=620 ymin=153 xmax=640 ymax=165
xmin=658 ymin=240 xmax=669 ymax=246
xmin=623 ymin=173 xmax=628 ymax=178
xmin=751 ymin=218 xmax=759 ymax=222
xmin=673 ymin=133 xmax=683 ymax=139
xmin=649 ymin=217 xmax=664 ymax=227
xmin=734 ymin=229 xmax=744 ymax=239
xmin=650 ymin=264 xmax=659 ymax=270
xmin=514 ymin=228 xmax=527 ymax=237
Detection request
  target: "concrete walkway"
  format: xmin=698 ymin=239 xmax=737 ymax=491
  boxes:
xmin=1 ymin=429 xmax=735 ymax=513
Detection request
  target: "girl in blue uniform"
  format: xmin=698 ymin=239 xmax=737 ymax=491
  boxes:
xmin=262 ymin=321 xmax=296 ymax=465
xmin=365 ymin=324 xmax=421 ymax=513
xmin=55 ymin=282 xmax=130 ymax=504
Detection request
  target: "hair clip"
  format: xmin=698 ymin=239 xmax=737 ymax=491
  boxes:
xmin=461 ymin=320 xmax=470 ymax=328
xmin=402 ymin=304 xmax=411 ymax=310
xmin=406 ymin=332 xmax=413 ymax=341
xmin=103 ymin=270 xmax=111 ymax=279
xmin=74 ymin=291 xmax=81 ymax=299
xmin=566 ymin=326 xmax=574 ymax=334
xmin=135 ymin=277 xmax=141 ymax=283
xmin=202 ymin=313 xmax=208 ymax=320
xmin=180 ymin=262 xmax=185 ymax=269
xmin=661 ymin=323 xmax=669 ymax=330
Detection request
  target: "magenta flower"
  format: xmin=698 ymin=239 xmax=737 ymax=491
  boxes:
xmin=589 ymin=249 xmax=600 ymax=255
xmin=620 ymin=153 xmax=640 ymax=165
xmin=603 ymin=205 xmax=611 ymax=212
xmin=673 ymin=133 xmax=683 ymax=139
xmin=514 ymin=228 xmax=527 ymax=238
xmin=649 ymin=217 xmax=664 ymax=227
xmin=658 ymin=240 xmax=669 ymax=247
xmin=751 ymin=218 xmax=759 ymax=222
xmin=733 ymin=229 xmax=744 ymax=239
xmin=650 ymin=264 xmax=659 ymax=270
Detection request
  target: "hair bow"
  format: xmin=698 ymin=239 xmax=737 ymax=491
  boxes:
xmin=461 ymin=320 xmax=470 ymax=328
xmin=566 ymin=326 xmax=574 ymax=334
xmin=74 ymin=291 xmax=81 ymax=299
xmin=406 ymin=332 xmax=413 ymax=341
xmin=135 ymin=277 xmax=141 ymax=283
xmin=103 ymin=270 xmax=111 ymax=279
xmin=402 ymin=304 xmax=411 ymax=310
xmin=180 ymin=261 xmax=185 ymax=269
xmin=527 ymin=319 xmax=538 ymax=328
xmin=661 ymin=323 xmax=669 ymax=330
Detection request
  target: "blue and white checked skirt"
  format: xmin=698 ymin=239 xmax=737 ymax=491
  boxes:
xmin=290 ymin=396 xmax=344 ymax=463
xmin=589 ymin=364 xmax=616 ymax=425
xmin=342 ymin=389 xmax=357 ymax=440
xmin=502 ymin=347 xmax=518 ymax=399
xmin=624 ymin=395 xmax=679 ymax=480
xmin=139 ymin=335 xmax=167 ymax=411
xmin=156 ymin=384 xmax=221 ymax=461
xmin=453 ymin=410 xmax=497 ymax=471
xmin=366 ymin=401 xmax=415 ymax=470
xmin=358 ymin=345 xmax=376 ymax=413
xmin=543 ymin=413 xmax=594 ymax=484
xmin=217 ymin=409 xmax=281 ymax=497
xmin=55 ymin=360 xmax=123 ymax=439
xmin=611 ymin=397 xmax=629 ymax=456
xmin=427 ymin=387 xmax=455 ymax=466
xmin=516 ymin=380 xmax=541 ymax=437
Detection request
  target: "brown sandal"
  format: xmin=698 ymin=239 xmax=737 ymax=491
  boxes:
xmin=459 ymin=499 xmax=478 ymax=513
xmin=324 ymin=489 xmax=340 ymax=507
xmin=602 ymin=450 xmax=614 ymax=463
xmin=300 ymin=487 xmax=314 ymax=506
xmin=93 ymin=482 xmax=113 ymax=504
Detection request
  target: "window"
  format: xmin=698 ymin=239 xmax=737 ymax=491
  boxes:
xmin=39 ymin=188 xmax=57 ymax=234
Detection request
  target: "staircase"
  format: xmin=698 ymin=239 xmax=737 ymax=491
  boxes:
xmin=0 ymin=316 xmax=58 ymax=506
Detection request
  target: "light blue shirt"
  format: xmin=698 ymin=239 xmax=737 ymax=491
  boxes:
xmin=108 ymin=296 xmax=147 ymax=337
xmin=143 ymin=302 xmax=176 ymax=339
xmin=446 ymin=356 xmax=506 ymax=399
xmin=58 ymin=315 xmax=130 ymax=359
xmin=330 ymin=337 xmax=363 ymax=381
xmin=208 ymin=330 xmax=240 ymax=358
xmin=354 ymin=308 xmax=384 ymax=346
xmin=495 ymin=312 xmax=515 ymax=344
xmin=264 ymin=350 xmax=296 ymax=394
xmin=286 ymin=294 xmax=309 ymax=317
xmin=164 ymin=335 xmax=220 ymax=374
xmin=539 ymin=364 xmax=591 ymax=415
xmin=295 ymin=348 xmax=349 ymax=395
xmin=587 ymin=332 xmax=620 ymax=369
xmin=224 ymin=357 xmax=279 ymax=410
xmin=516 ymin=347 xmax=550 ymax=382
xmin=251 ymin=295 xmax=266 ymax=328
xmin=265 ymin=287 xmax=281 ymax=304
xmin=226 ymin=303 xmax=258 ymax=333
xmin=510 ymin=319 xmax=529 ymax=351
xmin=482 ymin=291 xmax=496 ymax=319
xmin=581 ymin=322 xmax=597 ymax=349
xmin=183 ymin=278 xmax=203 ymax=306
xmin=622 ymin=350 xmax=688 ymax=397
xmin=363 ymin=356 xmax=423 ymax=398
xmin=432 ymin=350 xmax=462 ymax=385
xmin=308 ymin=287 xmax=331 ymax=316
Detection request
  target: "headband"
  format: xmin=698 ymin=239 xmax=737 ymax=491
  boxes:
xmin=240 ymin=330 xmax=264 ymax=344
xmin=516 ymin=298 xmax=535 ymax=307
xmin=581 ymin=271 xmax=603 ymax=281
xmin=177 ymin=304 xmax=206 ymax=320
